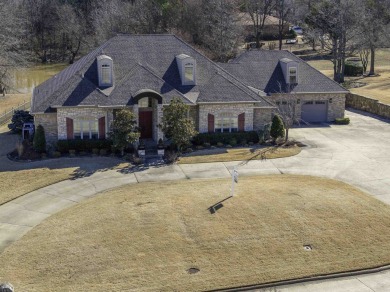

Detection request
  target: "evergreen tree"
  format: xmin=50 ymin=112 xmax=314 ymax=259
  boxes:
xmin=33 ymin=125 xmax=46 ymax=153
xmin=109 ymin=109 xmax=140 ymax=156
xmin=270 ymin=114 xmax=285 ymax=142
xmin=161 ymin=98 xmax=198 ymax=151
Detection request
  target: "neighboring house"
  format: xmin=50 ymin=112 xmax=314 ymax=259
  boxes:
xmin=30 ymin=34 xmax=347 ymax=144
xmin=220 ymin=50 xmax=348 ymax=123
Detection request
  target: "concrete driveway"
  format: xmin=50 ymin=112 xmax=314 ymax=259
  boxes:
xmin=0 ymin=109 xmax=389 ymax=291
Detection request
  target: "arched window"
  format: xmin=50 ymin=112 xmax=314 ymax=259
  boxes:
xmin=97 ymin=55 xmax=113 ymax=87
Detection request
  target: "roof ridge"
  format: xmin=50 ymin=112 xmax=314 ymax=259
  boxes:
xmin=136 ymin=62 xmax=195 ymax=104
xmin=173 ymin=35 xmax=272 ymax=105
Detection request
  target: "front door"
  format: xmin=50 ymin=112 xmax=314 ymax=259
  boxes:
xmin=139 ymin=111 xmax=153 ymax=139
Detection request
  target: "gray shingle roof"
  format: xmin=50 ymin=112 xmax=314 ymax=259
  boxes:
xmin=31 ymin=35 xmax=274 ymax=113
xmin=219 ymin=50 xmax=349 ymax=95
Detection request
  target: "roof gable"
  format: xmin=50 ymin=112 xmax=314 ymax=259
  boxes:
xmin=220 ymin=50 xmax=348 ymax=94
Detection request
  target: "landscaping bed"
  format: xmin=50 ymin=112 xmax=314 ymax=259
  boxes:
xmin=1 ymin=175 xmax=389 ymax=291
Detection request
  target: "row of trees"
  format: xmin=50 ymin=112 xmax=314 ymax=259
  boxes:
xmin=0 ymin=0 xmax=389 ymax=90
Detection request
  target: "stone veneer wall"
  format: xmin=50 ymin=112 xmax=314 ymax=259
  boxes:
xmin=198 ymin=103 xmax=254 ymax=133
xmin=57 ymin=107 xmax=113 ymax=140
xmin=34 ymin=113 xmax=58 ymax=143
xmin=269 ymin=93 xmax=346 ymax=122
xmin=152 ymin=100 xmax=163 ymax=141
xmin=346 ymin=93 xmax=390 ymax=119
xmin=189 ymin=105 xmax=198 ymax=131
xmin=253 ymin=108 xmax=274 ymax=131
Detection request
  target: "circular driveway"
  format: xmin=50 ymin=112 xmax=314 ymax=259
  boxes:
xmin=0 ymin=109 xmax=389 ymax=291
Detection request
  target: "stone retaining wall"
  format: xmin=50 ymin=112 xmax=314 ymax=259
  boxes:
xmin=346 ymin=93 xmax=390 ymax=119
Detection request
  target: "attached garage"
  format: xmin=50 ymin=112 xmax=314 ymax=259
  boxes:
xmin=301 ymin=100 xmax=328 ymax=123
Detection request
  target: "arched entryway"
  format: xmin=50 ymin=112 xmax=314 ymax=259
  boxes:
xmin=133 ymin=90 xmax=163 ymax=142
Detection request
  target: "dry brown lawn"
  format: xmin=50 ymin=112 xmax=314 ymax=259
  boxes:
xmin=1 ymin=175 xmax=389 ymax=291
xmin=0 ymin=94 xmax=31 ymax=114
xmin=178 ymin=145 xmax=301 ymax=164
xmin=0 ymin=168 xmax=77 ymax=206
xmin=307 ymin=48 xmax=390 ymax=105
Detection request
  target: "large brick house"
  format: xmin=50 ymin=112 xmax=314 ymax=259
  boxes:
xmin=31 ymin=34 xmax=348 ymax=144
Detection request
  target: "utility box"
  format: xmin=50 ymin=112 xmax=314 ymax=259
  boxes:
xmin=22 ymin=122 xmax=35 ymax=140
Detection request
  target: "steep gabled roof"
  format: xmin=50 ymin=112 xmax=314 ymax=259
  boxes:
xmin=31 ymin=35 xmax=274 ymax=113
xmin=220 ymin=50 xmax=349 ymax=95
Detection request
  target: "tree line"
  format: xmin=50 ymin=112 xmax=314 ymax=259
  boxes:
xmin=0 ymin=0 xmax=389 ymax=94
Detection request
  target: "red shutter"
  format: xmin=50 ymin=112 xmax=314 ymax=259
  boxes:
xmin=66 ymin=118 xmax=74 ymax=139
xmin=208 ymin=114 xmax=214 ymax=133
xmin=238 ymin=113 xmax=245 ymax=132
xmin=98 ymin=117 xmax=106 ymax=139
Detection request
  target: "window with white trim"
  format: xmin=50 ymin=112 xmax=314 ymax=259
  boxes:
xmin=101 ymin=64 xmax=111 ymax=84
xmin=74 ymin=120 xmax=99 ymax=140
xmin=289 ymin=67 xmax=297 ymax=84
xmin=184 ymin=63 xmax=194 ymax=83
xmin=215 ymin=113 xmax=238 ymax=133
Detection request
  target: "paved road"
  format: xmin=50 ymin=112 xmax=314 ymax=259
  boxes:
xmin=0 ymin=109 xmax=389 ymax=291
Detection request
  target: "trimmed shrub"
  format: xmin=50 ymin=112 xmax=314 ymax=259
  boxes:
xmin=56 ymin=139 xmax=113 ymax=154
xmin=229 ymin=138 xmax=237 ymax=147
xmin=270 ymin=115 xmax=285 ymax=142
xmin=334 ymin=117 xmax=350 ymax=125
xmin=192 ymin=131 xmax=259 ymax=146
xmin=99 ymin=149 xmax=108 ymax=156
xmin=33 ymin=125 xmax=46 ymax=153
xmin=52 ymin=151 xmax=61 ymax=158
xmin=345 ymin=63 xmax=363 ymax=76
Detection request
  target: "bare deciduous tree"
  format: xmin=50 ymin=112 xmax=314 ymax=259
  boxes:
xmin=0 ymin=0 xmax=27 ymax=95
xmin=306 ymin=0 xmax=361 ymax=83
xmin=244 ymin=0 xmax=276 ymax=48
xmin=357 ymin=0 xmax=390 ymax=76
xmin=200 ymin=0 xmax=242 ymax=61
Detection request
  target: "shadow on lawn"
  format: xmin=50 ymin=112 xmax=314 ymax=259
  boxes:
xmin=208 ymin=196 xmax=233 ymax=214
xmin=0 ymin=128 xmax=168 ymax=178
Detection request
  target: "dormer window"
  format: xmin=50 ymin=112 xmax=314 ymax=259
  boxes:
xmin=279 ymin=58 xmax=299 ymax=85
xmin=176 ymin=54 xmax=196 ymax=86
xmin=289 ymin=67 xmax=297 ymax=84
xmin=97 ymin=55 xmax=113 ymax=87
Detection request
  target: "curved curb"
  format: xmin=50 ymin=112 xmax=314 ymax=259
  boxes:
xmin=205 ymin=264 xmax=390 ymax=291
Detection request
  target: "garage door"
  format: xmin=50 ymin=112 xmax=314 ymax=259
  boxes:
xmin=301 ymin=100 xmax=328 ymax=123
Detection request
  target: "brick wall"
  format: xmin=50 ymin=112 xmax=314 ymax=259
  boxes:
xmin=253 ymin=108 xmax=274 ymax=130
xmin=57 ymin=107 xmax=113 ymax=140
xmin=34 ymin=113 xmax=58 ymax=143
xmin=198 ymin=103 xmax=254 ymax=133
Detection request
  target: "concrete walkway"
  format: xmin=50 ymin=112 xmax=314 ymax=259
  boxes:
xmin=0 ymin=109 xmax=389 ymax=291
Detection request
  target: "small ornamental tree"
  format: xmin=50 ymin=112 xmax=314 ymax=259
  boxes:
xmin=161 ymin=98 xmax=198 ymax=151
xmin=109 ymin=109 xmax=140 ymax=156
xmin=33 ymin=124 xmax=46 ymax=153
xmin=270 ymin=114 xmax=285 ymax=142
